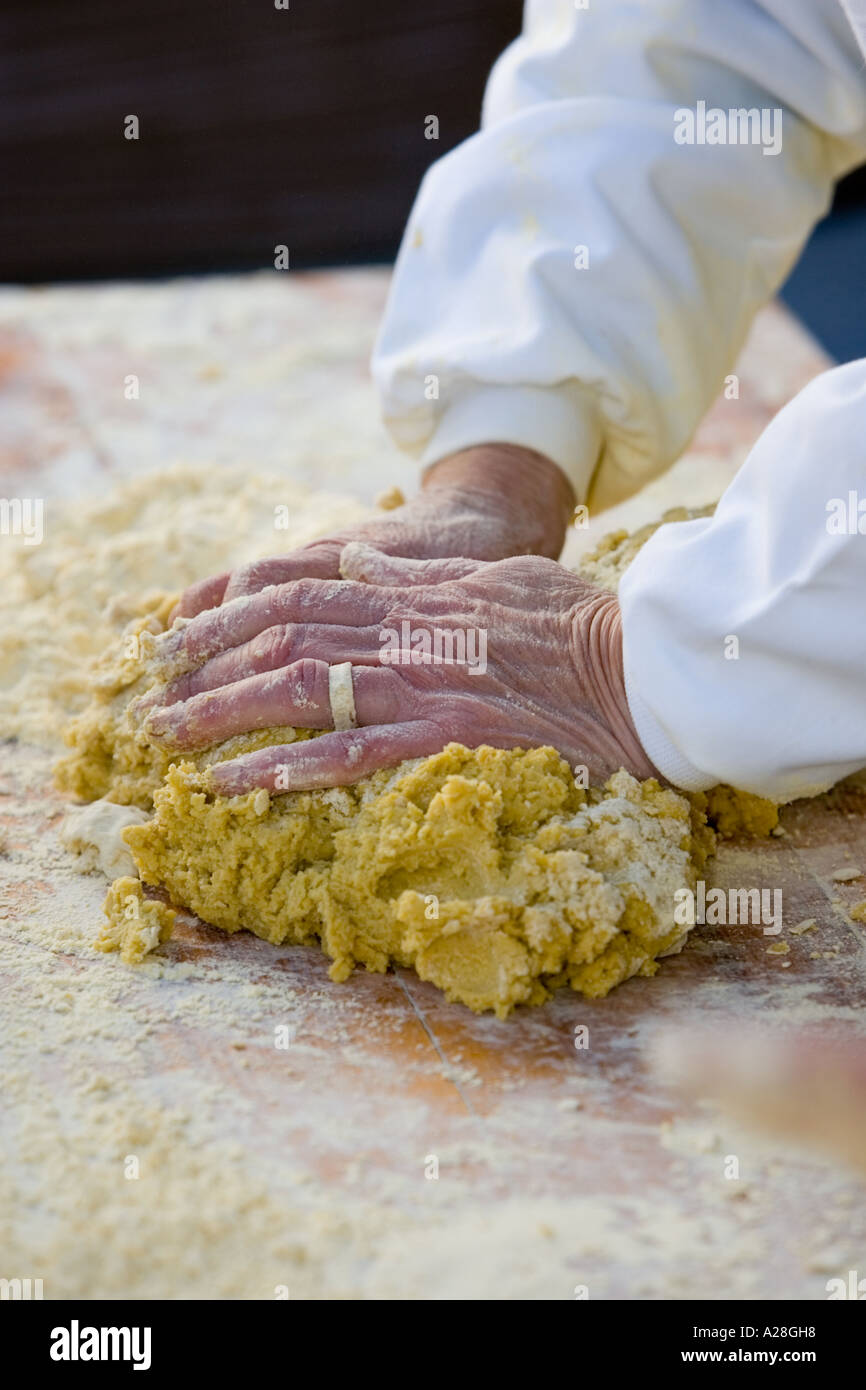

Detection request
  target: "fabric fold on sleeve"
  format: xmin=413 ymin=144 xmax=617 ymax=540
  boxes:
xmin=619 ymin=359 xmax=866 ymax=802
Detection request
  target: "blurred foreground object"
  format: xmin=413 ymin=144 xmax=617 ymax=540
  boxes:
xmin=654 ymin=1027 xmax=866 ymax=1174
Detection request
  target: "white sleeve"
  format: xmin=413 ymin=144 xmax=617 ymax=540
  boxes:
xmin=619 ymin=358 xmax=866 ymax=802
xmin=372 ymin=0 xmax=866 ymax=507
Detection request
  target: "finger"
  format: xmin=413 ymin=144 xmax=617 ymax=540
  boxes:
xmin=170 ymin=571 xmax=231 ymax=622
xmin=209 ymin=719 xmax=448 ymax=794
xmin=157 ymin=578 xmax=401 ymax=671
xmin=144 ymin=660 xmax=415 ymax=751
xmin=339 ymin=542 xmax=484 ymax=587
xmin=222 ymin=546 xmax=341 ymax=602
xmin=152 ymin=623 xmax=386 ymax=706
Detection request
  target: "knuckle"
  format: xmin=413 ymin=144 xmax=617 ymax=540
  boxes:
xmin=245 ymin=557 xmax=281 ymax=583
xmin=227 ymin=561 xmax=266 ymax=595
xmin=282 ymin=657 xmax=323 ymax=703
xmin=286 ymin=577 xmax=318 ymax=607
xmin=248 ymin=624 xmax=295 ymax=669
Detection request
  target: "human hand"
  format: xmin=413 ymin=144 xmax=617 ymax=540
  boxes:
xmin=142 ymin=546 xmax=656 ymax=794
xmin=171 ymin=443 xmax=575 ymax=619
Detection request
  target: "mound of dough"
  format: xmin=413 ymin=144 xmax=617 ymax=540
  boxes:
xmin=123 ymin=744 xmax=709 ymax=1017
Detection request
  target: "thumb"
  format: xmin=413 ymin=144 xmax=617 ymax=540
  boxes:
xmin=338 ymin=542 xmax=485 ymax=586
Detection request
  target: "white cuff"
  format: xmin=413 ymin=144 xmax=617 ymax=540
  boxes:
xmin=419 ymin=385 xmax=602 ymax=502
xmin=623 ymin=662 xmax=716 ymax=793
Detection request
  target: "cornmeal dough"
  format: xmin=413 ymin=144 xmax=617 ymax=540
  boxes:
xmin=97 ymin=876 xmax=176 ymax=964
xmin=577 ymin=505 xmax=715 ymax=592
xmin=54 ymin=494 xmax=774 ymax=1015
xmin=121 ymin=746 xmax=710 ymax=1016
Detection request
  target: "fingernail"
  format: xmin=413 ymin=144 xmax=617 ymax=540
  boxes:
xmin=143 ymin=708 xmax=175 ymax=742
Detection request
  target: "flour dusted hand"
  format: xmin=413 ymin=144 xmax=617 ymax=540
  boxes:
xmin=171 ymin=444 xmax=575 ymax=619
xmin=142 ymin=547 xmax=656 ymax=794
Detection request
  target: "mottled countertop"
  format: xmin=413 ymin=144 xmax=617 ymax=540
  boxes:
xmin=0 ymin=270 xmax=864 ymax=1300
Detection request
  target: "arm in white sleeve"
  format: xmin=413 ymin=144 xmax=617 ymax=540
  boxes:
xmin=372 ymin=0 xmax=866 ymax=507
xmin=619 ymin=358 xmax=866 ymax=802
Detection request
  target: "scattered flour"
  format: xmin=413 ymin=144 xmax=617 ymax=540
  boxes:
xmin=0 ymin=463 xmax=368 ymax=744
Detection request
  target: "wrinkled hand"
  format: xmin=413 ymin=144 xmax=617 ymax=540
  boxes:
xmin=172 ymin=444 xmax=574 ymax=620
xmin=142 ymin=545 xmax=656 ymax=795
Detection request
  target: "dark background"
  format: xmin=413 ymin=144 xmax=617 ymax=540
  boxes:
xmin=1 ymin=0 xmax=863 ymax=358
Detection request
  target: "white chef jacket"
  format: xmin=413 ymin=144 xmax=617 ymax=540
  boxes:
xmin=371 ymin=0 xmax=866 ymax=801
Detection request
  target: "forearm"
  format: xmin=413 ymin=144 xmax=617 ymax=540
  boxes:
xmin=421 ymin=443 xmax=575 ymax=560
xmin=374 ymin=0 xmax=866 ymax=508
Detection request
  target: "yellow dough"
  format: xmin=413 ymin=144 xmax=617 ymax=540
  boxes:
xmin=577 ymin=505 xmax=716 ymax=592
xmin=120 ymin=746 xmax=710 ymax=1016
xmin=55 ymin=500 xmax=774 ymax=1016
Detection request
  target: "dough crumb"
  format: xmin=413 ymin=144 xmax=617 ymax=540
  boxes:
xmin=60 ymin=799 xmax=149 ymax=879
xmin=789 ymin=918 xmax=817 ymax=935
xmin=374 ymin=485 xmax=405 ymax=511
xmin=96 ymin=876 xmax=176 ymax=964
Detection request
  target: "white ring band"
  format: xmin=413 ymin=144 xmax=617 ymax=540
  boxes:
xmin=328 ymin=661 xmax=358 ymax=732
